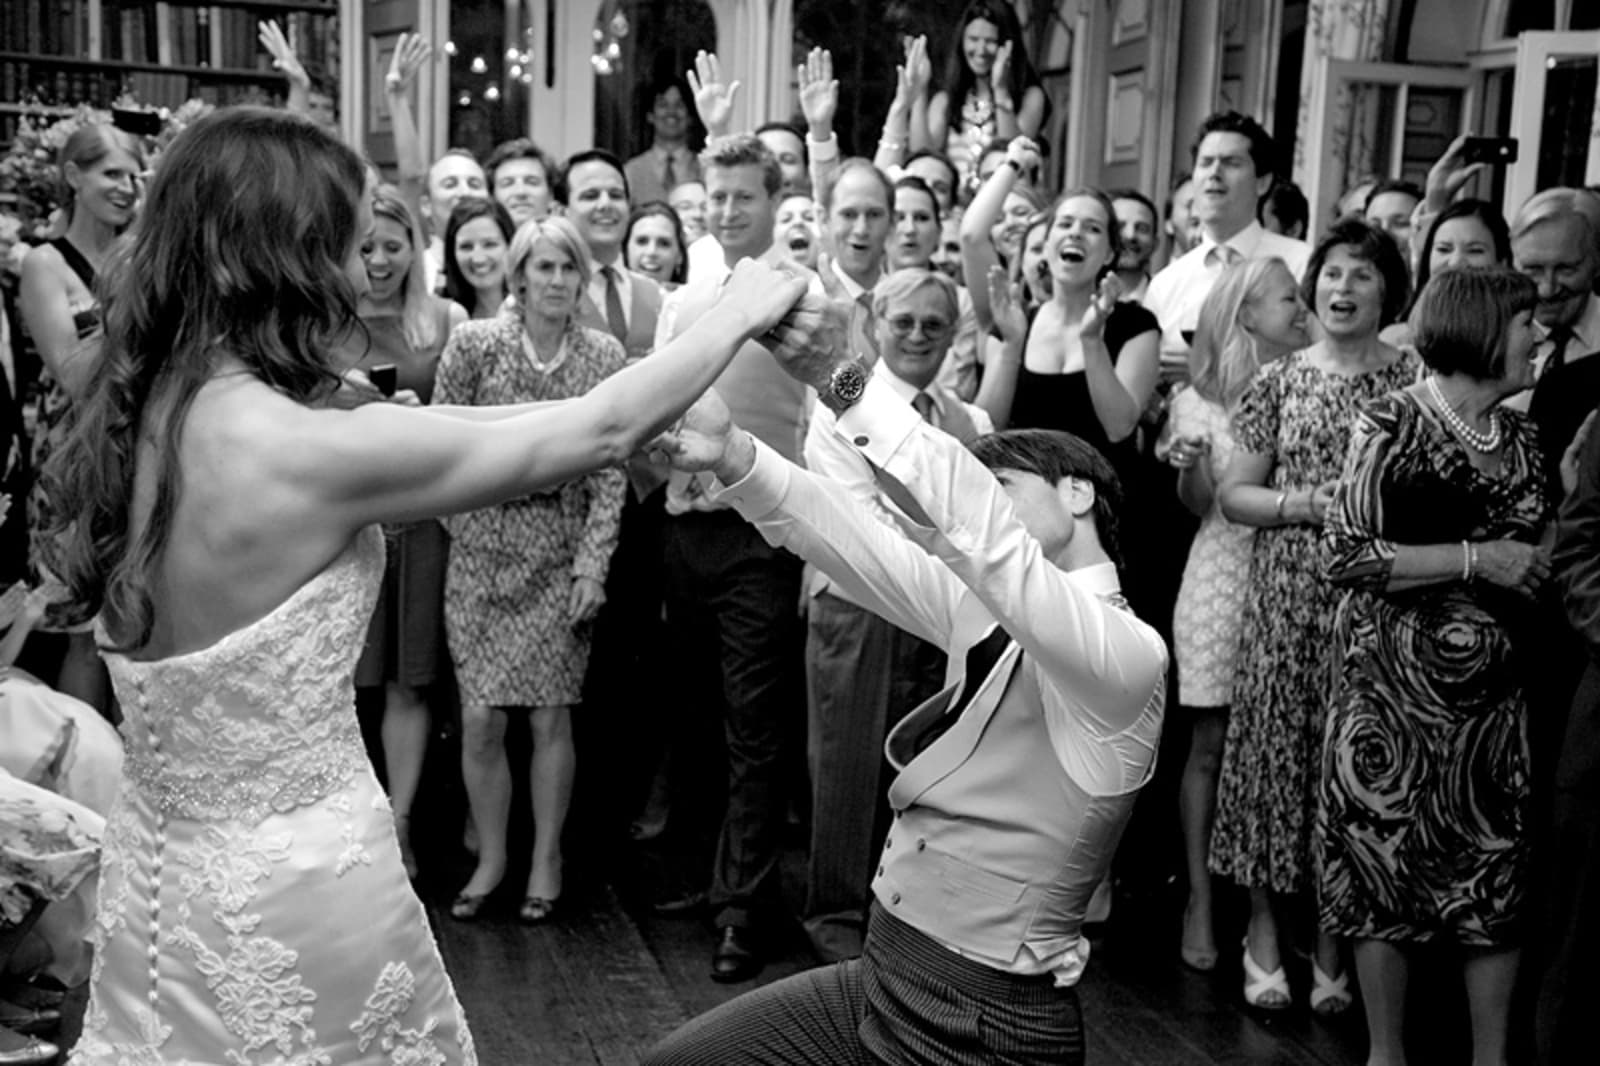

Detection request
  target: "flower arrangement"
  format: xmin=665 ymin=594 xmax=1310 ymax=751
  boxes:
xmin=0 ymin=97 xmax=216 ymax=233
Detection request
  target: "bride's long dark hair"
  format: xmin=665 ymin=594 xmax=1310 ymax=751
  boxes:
xmin=45 ymin=107 xmax=368 ymax=651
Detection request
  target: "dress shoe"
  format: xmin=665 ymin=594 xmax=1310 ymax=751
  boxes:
xmin=710 ymin=925 xmax=762 ymax=984
xmin=651 ymin=888 xmax=708 ymax=916
xmin=0 ymin=1024 xmax=57 ymax=1065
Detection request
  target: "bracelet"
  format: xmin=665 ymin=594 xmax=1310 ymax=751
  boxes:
xmin=994 ymin=100 xmax=1015 ymax=113
xmin=1274 ymin=490 xmax=1288 ymax=521
xmin=879 ymin=137 xmax=905 ymax=152
xmin=1462 ymin=540 xmax=1476 ymax=582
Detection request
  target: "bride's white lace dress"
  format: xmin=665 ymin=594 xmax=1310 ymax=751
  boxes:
xmin=70 ymin=527 xmax=477 ymax=1065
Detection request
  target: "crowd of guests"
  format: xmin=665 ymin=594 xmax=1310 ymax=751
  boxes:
xmin=3 ymin=3 xmax=1600 ymax=1063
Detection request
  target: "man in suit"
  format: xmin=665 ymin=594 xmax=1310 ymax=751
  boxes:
xmin=625 ymin=79 xmax=702 ymax=211
xmin=643 ymin=286 xmax=1167 ymax=1065
xmin=556 ymin=148 xmax=668 ymax=854
xmin=652 ymin=134 xmax=814 ymax=983
xmin=556 ymin=149 xmax=662 ymax=360
xmin=1516 ymin=188 xmax=1600 ymax=495
xmin=801 ymin=267 xmax=991 ymax=963
xmin=1544 ymin=400 xmax=1600 ymax=1066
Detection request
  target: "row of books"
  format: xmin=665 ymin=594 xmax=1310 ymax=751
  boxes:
xmin=6 ymin=2 xmax=337 ymax=78
xmin=0 ymin=60 xmax=284 ymax=111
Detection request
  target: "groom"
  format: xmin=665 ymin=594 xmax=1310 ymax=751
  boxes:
xmin=643 ymin=296 xmax=1168 ymax=1066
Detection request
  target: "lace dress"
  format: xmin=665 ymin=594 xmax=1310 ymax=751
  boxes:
xmin=70 ymin=527 xmax=477 ymax=1065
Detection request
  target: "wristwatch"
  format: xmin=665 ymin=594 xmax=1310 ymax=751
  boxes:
xmin=826 ymin=361 xmax=869 ymax=410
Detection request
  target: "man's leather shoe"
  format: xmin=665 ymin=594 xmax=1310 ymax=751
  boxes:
xmin=710 ymin=925 xmax=762 ymax=983
xmin=651 ymin=889 xmax=708 ymax=916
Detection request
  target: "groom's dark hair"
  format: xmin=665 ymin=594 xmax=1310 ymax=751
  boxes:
xmin=969 ymin=429 xmax=1124 ymax=569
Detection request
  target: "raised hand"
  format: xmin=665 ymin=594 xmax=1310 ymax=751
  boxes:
xmin=797 ymin=48 xmax=838 ymax=135
xmin=717 ymin=258 xmax=811 ymax=337
xmin=1424 ymin=134 xmax=1488 ymax=211
xmin=1005 ymin=135 xmax=1041 ymax=177
xmin=757 ymin=291 xmax=855 ymax=392
xmin=986 ymin=265 xmax=1027 ymax=345
xmin=687 ymin=51 xmax=740 ymax=138
xmin=258 ymin=20 xmax=309 ymax=91
xmin=904 ymin=35 xmax=931 ymax=98
xmin=385 ymin=32 xmax=431 ymax=95
xmin=1080 ymin=274 xmax=1125 ymax=337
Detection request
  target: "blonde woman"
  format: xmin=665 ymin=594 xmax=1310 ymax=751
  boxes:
xmin=1161 ymin=257 xmax=1310 ymax=973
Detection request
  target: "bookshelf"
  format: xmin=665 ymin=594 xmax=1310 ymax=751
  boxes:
xmin=1 ymin=0 xmax=346 ymax=144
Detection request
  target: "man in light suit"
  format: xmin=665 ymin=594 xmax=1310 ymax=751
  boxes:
xmin=800 ymin=267 xmax=991 ymax=963
xmin=643 ymin=286 xmax=1167 ymax=1065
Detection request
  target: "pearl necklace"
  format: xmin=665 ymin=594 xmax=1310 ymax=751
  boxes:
xmin=521 ymin=329 xmax=568 ymax=375
xmin=1426 ymin=375 xmax=1501 ymax=453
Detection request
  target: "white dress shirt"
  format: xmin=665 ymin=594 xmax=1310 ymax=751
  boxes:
xmin=716 ymin=374 xmax=1165 ymax=788
xmin=804 ymin=366 xmax=993 ymax=603
xmin=1143 ymin=220 xmax=1311 ymax=362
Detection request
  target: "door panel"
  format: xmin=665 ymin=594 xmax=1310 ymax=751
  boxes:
xmin=1507 ymin=31 xmax=1600 ymax=210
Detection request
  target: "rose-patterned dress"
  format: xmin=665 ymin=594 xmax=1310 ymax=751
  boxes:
xmin=1317 ymin=391 xmax=1549 ymax=944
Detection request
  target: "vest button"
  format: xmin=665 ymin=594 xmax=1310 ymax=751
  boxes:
xmin=854 ymin=435 xmax=869 ymax=446
xmin=884 ymin=837 xmax=892 ymax=849
xmin=891 ymin=892 xmax=901 ymax=905
xmin=877 ymin=865 xmax=884 ymax=876
xmin=916 ymin=838 xmax=926 ymax=851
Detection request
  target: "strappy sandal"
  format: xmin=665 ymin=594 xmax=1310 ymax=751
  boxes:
xmin=518 ymin=896 xmax=559 ymax=925
xmin=1241 ymin=937 xmax=1291 ymax=1010
xmin=1310 ymin=958 xmax=1354 ymax=1015
xmin=449 ymin=892 xmax=491 ymax=921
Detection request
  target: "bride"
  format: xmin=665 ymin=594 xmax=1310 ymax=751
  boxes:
xmin=45 ymin=107 xmax=811 ymax=1064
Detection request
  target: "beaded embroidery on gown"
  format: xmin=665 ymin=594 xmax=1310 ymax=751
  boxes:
xmin=70 ymin=526 xmax=477 ymax=1065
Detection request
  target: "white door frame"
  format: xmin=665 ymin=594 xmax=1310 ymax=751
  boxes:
xmin=1505 ymin=31 xmax=1600 ymax=211
xmin=1302 ymin=56 xmax=1479 ymax=242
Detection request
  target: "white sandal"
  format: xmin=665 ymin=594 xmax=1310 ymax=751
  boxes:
xmin=1310 ymin=958 xmax=1353 ymax=1015
xmin=1241 ymin=937 xmax=1291 ymax=1010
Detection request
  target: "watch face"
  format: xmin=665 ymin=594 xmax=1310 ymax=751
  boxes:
xmin=831 ymin=362 xmax=867 ymax=404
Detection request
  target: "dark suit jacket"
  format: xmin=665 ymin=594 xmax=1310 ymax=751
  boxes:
xmin=1531 ymin=349 xmax=1600 ymax=500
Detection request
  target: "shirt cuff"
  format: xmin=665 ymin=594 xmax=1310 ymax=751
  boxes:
xmin=807 ymin=132 xmax=840 ymax=163
xmin=835 ymin=375 xmax=922 ymax=471
xmin=708 ymin=436 xmax=792 ymax=517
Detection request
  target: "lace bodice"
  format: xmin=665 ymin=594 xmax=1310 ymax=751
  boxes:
xmin=103 ymin=527 xmax=384 ymax=826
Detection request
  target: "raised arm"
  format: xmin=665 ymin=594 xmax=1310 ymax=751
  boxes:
xmin=654 ymin=389 xmax=963 ymax=648
xmin=972 ymin=266 xmax=1027 ymax=428
xmin=687 ymin=51 xmax=740 ymax=139
xmin=875 ymin=36 xmax=931 ymax=173
xmin=297 ymin=260 xmax=806 ymax=531
xmin=961 ymin=136 xmax=1037 ymax=331
xmin=258 ymin=21 xmax=311 ymax=118
xmin=798 ymin=48 xmax=840 ymax=200
xmin=384 ymin=33 xmax=432 ymax=209
xmin=1081 ymin=282 xmax=1161 ymax=443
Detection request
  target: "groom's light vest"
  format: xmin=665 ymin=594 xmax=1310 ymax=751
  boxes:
xmin=871 ymin=633 xmax=1158 ymax=969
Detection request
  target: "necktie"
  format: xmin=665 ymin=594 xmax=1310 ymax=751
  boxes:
xmin=912 ymin=391 xmax=937 ymax=427
xmin=1208 ymin=244 xmax=1242 ymax=270
xmin=603 ymin=266 xmax=628 ymax=342
xmin=914 ymin=626 xmax=1012 ymax=756
xmin=662 ymin=150 xmax=678 ymax=191
xmin=1546 ymin=325 xmax=1575 ymax=376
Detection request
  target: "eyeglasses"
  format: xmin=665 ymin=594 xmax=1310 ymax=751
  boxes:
xmin=885 ymin=315 xmax=954 ymax=339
